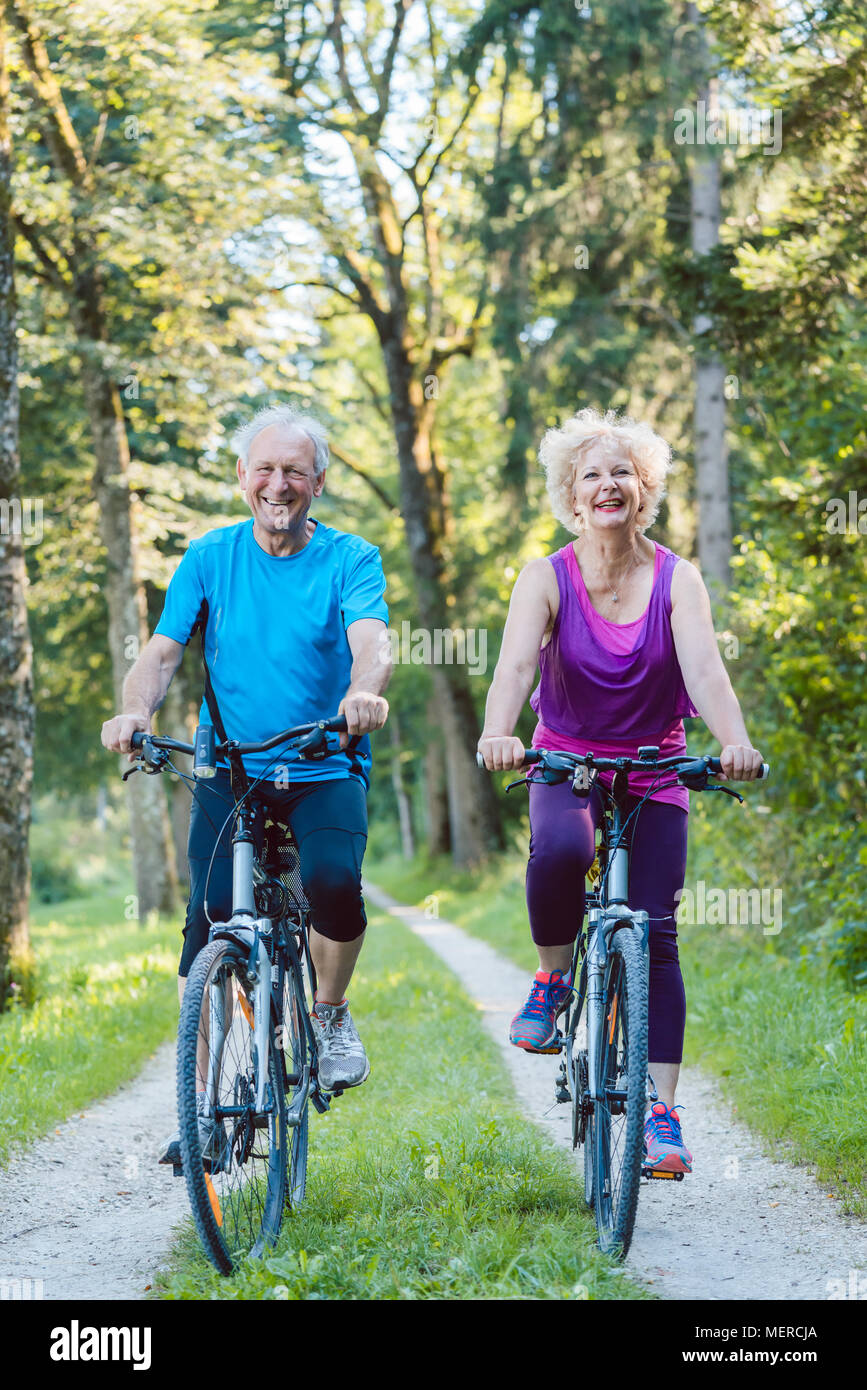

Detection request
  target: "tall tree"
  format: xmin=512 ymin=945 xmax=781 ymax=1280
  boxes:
xmin=684 ymin=3 xmax=730 ymax=591
xmin=208 ymin=0 xmax=509 ymax=862
xmin=0 ymin=0 xmax=34 ymax=1006
xmin=9 ymin=0 xmax=178 ymax=916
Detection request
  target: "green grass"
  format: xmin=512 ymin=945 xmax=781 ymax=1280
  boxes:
xmin=370 ymin=845 xmax=867 ymax=1219
xmin=0 ymin=891 xmax=180 ymax=1166
xmin=156 ymin=909 xmax=651 ymax=1300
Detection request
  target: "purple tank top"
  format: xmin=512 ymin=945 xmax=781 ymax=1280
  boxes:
xmin=530 ymin=541 xmax=698 ymax=742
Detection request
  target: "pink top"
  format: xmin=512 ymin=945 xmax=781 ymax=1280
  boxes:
xmin=532 ymin=542 xmax=691 ymax=810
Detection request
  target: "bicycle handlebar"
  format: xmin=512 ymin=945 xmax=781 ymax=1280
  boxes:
xmin=130 ymin=714 xmax=349 ymax=763
xmin=476 ymin=746 xmax=770 ymax=781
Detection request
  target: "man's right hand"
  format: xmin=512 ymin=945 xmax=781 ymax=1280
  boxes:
xmin=101 ymin=713 xmax=150 ymax=760
xmin=477 ymin=735 xmax=526 ymax=772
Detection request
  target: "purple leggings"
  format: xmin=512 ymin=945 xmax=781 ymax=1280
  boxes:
xmin=526 ymin=779 xmax=688 ymax=1063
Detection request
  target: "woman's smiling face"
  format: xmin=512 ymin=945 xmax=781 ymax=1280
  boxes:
xmin=571 ymin=441 xmax=644 ymax=534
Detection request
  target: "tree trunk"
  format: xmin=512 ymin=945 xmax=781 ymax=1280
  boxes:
xmin=388 ymin=715 xmax=415 ymax=860
xmin=423 ymin=709 xmax=451 ymax=857
xmin=0 ymin=9 xmax=35 ymax=1007
xmin=78 ymin=351 xmax=178 ymax=919
xmin=687 ymin=5 xmax=731 ymax=593
xmin=380 ymin=335 xmax=503 ymax=865
xmin=9 ymin=0 xmax=177 ymax=917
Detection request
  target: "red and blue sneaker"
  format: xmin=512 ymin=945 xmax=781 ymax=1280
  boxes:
xmin=643 ymin=1101 xmax=693 ymax=1174
xmin=509 ymin=970 xmax=572 ymax=1053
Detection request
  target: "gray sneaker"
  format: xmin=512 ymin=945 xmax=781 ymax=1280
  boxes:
xmin=312 ymin=999 xmax=370 ymax=1091
xmin=158 ymin=1092 xmax=226 ymax=1172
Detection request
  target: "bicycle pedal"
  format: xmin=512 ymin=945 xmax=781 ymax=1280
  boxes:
xmin=641 ymin=1167 xmax=684 ymax=1182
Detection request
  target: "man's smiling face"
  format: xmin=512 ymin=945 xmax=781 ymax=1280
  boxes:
xmin=237 ymin=424 xmax=325 ymax=539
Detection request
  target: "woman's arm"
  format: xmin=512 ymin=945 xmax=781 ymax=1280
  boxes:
xmin=670 ymin=560 xmax=764 ymax=780
xmin=478 ymin=558 xmax=557 ymax=771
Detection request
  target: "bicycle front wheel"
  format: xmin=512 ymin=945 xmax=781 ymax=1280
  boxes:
xmin=592 ymin=925 xmax=648 ymax=1259
xmin=278 ymin=947 xmax=311 ymax=1208
xmin=177 ymin=938 xmax=288 ymax=1275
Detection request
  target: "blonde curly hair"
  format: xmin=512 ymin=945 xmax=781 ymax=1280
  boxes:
xmin=539 ymin=407 xmax=672 ymax=536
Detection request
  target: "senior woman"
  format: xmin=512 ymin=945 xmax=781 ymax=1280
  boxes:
xmin=478 ymin=407 xmax=763 ymax=1174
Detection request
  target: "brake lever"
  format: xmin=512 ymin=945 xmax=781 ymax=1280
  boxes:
xmin=705 ymin=783 xmax=744 ymax=806
xmin=709 ymin=783 xmax=745 ymax=804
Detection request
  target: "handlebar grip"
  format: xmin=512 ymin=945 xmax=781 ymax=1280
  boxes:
xmin=476 ymin=746 xmax=538 ymax=770
xmin=321 ymin=714 xmax=348 ymax=733
xmin=130 ymin=731 xmax=145 ymax=750
xmin=708 ymin=756 xmax=770 ymax=780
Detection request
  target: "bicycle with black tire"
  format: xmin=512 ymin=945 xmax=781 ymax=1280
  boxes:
xmin=480 ymin=744 xmax=769 ymax=1259
xmin=128 ymin=714 xmax=354 ymax=1274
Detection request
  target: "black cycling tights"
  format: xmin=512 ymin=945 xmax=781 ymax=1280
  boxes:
xmin=178 ymin=770 xmax=368 ymax=978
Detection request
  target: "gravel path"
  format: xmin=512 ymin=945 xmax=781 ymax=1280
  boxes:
xmin=364 ymin=882 xmax=866 ymax=1301
xmin=2 ymin=890 xmax=862 ymax=1301
xmin=0 ymin=1042 xmax=188 ymax=1301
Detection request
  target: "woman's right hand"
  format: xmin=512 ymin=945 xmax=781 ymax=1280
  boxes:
xmin=477 ymin=734 xmax=527 ymax=771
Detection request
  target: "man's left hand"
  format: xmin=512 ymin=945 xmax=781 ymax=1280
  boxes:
xmin=338 ymin=691 xmax=389 ymax=748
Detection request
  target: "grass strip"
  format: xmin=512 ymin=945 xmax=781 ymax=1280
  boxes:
xmin=0 ymin=892 xmax=180 ymax=1166
xmin=156 ymin=907 xmax=651 ymax=1300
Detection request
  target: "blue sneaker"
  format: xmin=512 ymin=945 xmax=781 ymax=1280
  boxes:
xmin=509 ymin=970 xmax=572 ymax=1053
xmin=643 ymin=1101 xmax=693 ymax=1173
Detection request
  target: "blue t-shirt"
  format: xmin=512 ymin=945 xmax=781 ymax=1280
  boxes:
xmin=154 ymin=518 xmax=388 ymax=786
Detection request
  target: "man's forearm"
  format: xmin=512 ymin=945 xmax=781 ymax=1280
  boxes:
xmin=122 ymin=646 xmax=176 ymax=719
xmin=345 ymin=642 xmax=392 ymax=699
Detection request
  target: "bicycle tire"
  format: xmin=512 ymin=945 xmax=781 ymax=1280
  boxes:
xmin=177 ymin=938 xmax=288 ymax=1275
xmin=592 ymin=924 xmax=648 ymax=1259
xmin=565 ymin=959 xmax=593 ymax=1209
xmin=278 ymin=947 xmax=310 ymax=1208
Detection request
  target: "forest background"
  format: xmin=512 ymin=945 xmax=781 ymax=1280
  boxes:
xmin=1 ymin=0 xmax=865 ymax=1008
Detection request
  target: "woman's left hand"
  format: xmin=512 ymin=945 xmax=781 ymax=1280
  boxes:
xmin=719 ymin=744 xmax=764 ymax=780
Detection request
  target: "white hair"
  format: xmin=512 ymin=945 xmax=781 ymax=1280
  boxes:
xmin=539 ymin=407 xmax=672 ymax=535
xmin=231 ymin=404 xmax=329 ymax=477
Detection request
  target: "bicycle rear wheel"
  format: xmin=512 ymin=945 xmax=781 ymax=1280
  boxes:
xmin=177 ymin=938 xmax=288 ymax=1275
xmin=592 ymin=925 xmax=648 ymax=1258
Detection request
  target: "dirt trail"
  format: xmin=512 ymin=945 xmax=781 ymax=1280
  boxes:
xmin=364 ymin=882 xmax=865 ymax=1301
xmin=0 ymin=1042 xmax=188 ymax=1300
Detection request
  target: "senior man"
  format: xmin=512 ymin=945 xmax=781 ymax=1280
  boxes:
xmin=101 ymin=404 xmax=391 ymax=1151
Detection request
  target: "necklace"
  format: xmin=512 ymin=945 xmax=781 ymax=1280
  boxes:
xmin=605 ymin=553 xmax=637 ymax=604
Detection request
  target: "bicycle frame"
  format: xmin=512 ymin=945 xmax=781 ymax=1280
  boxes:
xmin=576 ymin=771 xmax=649 ymax=1110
